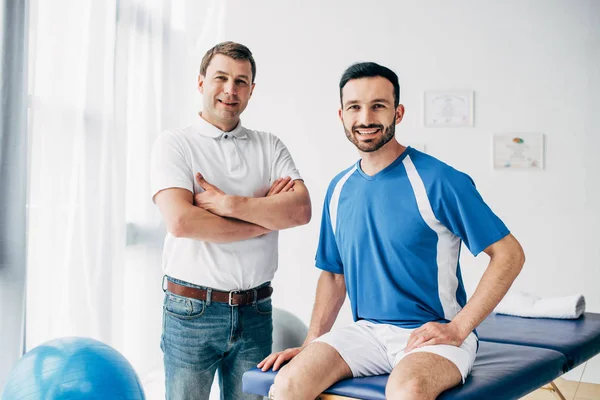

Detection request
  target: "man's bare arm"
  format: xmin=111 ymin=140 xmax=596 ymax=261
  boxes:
xmin=303 ymin=271 xmax=347 ymax=344
xmin=155 ymin=188 xmax=270 ymax=243
xmin=195 ymin=174 xmax=311 ymax=231
xmin=450 ymin=233 xmax=525 ymax=337
xmin=258 ymin=271 xmax=346 ymax=371
xmin=405 ymin=233 xmax=525 ymax=351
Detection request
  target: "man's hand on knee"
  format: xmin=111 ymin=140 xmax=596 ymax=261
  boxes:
xmin=404 ymin=322 xmax=468 ymax=353
xmin=257 ymin=347 xmax=302 ymax=371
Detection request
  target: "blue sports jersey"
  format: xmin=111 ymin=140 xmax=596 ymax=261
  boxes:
xmin=315 ymin=147 xmax=510 ymax=329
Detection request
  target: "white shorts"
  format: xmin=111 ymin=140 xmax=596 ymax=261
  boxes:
xmin=314 ymin=320 xmax=478 ymax=382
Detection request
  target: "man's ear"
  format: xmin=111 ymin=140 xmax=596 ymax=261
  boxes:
xmin=198 ymin=75 xmax=205 ymax=94
xmin=395 ymin=104 xmax=405 ymax=124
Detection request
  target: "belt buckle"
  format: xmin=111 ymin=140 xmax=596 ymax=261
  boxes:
xmin=228 ymin=290 xmax=240 ymax=306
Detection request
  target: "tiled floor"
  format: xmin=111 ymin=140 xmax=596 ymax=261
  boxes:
xmin=522 ymin=378 xmax=600 ymax=400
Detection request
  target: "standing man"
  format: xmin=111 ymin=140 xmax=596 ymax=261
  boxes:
xmin=151 ymin=41 xmax=311 ymax=399
xmin=259 ymin=62 xmax=525 ymax=400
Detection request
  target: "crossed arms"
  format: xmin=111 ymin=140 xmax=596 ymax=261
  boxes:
xmin=154 ymin=174 xmax=311 ymax=243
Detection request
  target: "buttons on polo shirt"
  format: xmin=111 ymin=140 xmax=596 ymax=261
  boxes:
xmin=220 ymin=134 xmax=244 ymax=173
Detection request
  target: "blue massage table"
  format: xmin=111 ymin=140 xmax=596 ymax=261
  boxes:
xmin=478 ymin=312 xmax=600 ymax=372
xmin=242 ymin=312 xmax=600 ymax=399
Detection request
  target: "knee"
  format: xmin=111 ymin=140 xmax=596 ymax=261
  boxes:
xmin=386 ymin=377 xmax=433 ymax=400
xmin=272 ymin=367 xmax=303 ymax=399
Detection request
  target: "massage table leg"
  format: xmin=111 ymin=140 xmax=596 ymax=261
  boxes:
xmin=538 ymin=381 xmax=567 ymax=400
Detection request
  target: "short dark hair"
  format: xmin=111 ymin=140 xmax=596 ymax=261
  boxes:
xmin=339 ymin=62 xmax=400 ymax=107
xmin=199 ymin=41 xmax=257 ymax=83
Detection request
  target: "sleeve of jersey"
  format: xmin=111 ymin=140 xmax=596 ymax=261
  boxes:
xmin=270 ymin=135 xmax=302 ymax=182
xmin=315 ymin=194 xmax=344 ymax=274
xmin=432 ymin=170 xmax=510 ymax=256
xmin=150 ymin=132 xmax=194 ymax=202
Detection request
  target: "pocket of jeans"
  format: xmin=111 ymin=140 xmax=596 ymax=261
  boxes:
xmin=164 ymin=293 xmax=206 ymax=320
xmin=254 ymin=297 xmax=272 ymax=315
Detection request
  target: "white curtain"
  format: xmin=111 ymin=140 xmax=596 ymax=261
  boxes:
xmin=0 ymin=0 xmax=29 ymax=389
xmin=26 ymin=0 xmax=224 ymax=396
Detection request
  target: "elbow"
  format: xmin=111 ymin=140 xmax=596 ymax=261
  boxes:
xmin=297 ymin=203 xmax=312 ymax=226
xmin=274 ymin=202 xmax=311 ymax=230
xmin=509 ymin=244 xmax=526 ymax=278
xmin=501 ymin=234 xmax=525 ymax=277
xmin=515 ymin=237 xmax=525 ymax=268
xmin=516 ymin=246 xmax=526 ymax=273
xmin=294 ymin=196 xmax=312 ymax=226
xmin=168 ymin=214 xmax=189 ymax=238
xmin=286 ymin=203 xmax=311 ymax=229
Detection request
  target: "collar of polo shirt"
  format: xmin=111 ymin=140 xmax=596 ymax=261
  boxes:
xmin=196 ymin=113 xmax=248 ymax=140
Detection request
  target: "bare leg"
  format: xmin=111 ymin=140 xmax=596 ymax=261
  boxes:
xmin=272 ymin=342 xmax=352 ymax=400
xmin=385 ymin=352 xmax=463 ymax=400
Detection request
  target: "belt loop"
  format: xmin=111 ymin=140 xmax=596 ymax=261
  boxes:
xmin=161 ymin=275 xmax=168 ymax=292
xmin=206 ymin=287 xmax=212 ymax=306
xmin=252 ymin=288 xmax=258 ymax=305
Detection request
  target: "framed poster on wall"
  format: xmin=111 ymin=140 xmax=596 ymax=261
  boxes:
xmin=493 ymin=133 xmax=545 ymax=170
xmin=424 ymin=90 xmax=474 ymax=127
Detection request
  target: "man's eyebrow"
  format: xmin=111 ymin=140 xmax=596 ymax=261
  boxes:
xmin=214 ymin=71 xmax=250 ymax=80
xmin=371 ymin=98 xmax=391 ymax=104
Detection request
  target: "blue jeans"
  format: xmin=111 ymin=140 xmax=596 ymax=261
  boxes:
xmin=161 ymin=277 xmax=273 ymax=400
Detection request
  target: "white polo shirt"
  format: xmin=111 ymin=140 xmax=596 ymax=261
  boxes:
xmin=150 ymin=114 xmax=302 ymax=291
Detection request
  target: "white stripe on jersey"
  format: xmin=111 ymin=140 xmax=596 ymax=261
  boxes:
xmin=329 ymin=166 xmax=357 ymax=238
xmin=403 ymin=155 xmax=462 ymax=320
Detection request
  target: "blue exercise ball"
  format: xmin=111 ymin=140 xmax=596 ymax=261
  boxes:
xmin=2 ymin=337 xmax=145 ymax=400
xmin=272 ymin=308 xmax=308 ymax=352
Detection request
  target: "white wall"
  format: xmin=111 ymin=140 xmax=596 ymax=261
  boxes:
xmin=181 ymin=0 xmax=600 ymax=384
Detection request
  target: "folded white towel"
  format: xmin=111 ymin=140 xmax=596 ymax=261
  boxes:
xmin=494 ymin=290 xmax=586 ymax=319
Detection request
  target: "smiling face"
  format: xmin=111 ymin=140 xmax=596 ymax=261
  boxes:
xmin=198 ymin=54 xmax=255 ymax=131
xmin=339 ymin=76 xmax=404 ymax=153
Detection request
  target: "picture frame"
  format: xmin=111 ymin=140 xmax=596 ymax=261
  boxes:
xmin=492 ymin=133 xmax=545 ymax=170
xmin=423 ymin=90 xmax=474 ymax=127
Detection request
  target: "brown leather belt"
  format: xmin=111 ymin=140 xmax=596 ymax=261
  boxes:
xmin=166 ymin=280 xmax=273 ymax=306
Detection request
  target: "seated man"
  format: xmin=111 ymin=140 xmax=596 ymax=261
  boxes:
xmin=258 ymin=62 xmax=525 ymax=400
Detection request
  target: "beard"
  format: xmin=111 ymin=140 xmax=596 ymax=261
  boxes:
xmin=344 ymin=120 xmax=396 ymax=153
